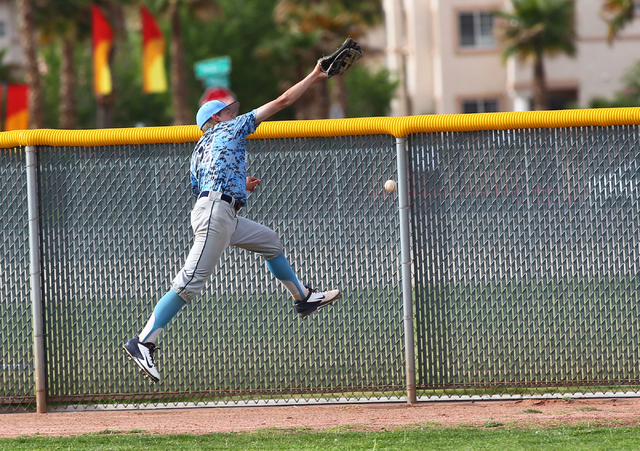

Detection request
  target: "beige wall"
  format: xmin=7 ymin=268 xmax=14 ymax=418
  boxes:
xmin=407 ymin=0 xmax=435 ymax=115
xmin=383 ymin=0 xmax=640 ymax=116
xmin=435 ymin=0 xmax=508 ymax=114
xmin=382 ymin=0 xmax=436 ymax=116
xmin=0 ymin=0 xmax=23 ymax=66
xmin=511 ymin=0 xmax=640 ymax=109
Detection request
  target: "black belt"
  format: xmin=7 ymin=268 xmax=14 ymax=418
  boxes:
xmin=198 ymin=191 xmax=244 ymax=211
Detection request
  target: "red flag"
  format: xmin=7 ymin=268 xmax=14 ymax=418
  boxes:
xmin=92 ymin=4 xmax=113 ymax=95
xmin=141 ymin=5 xmax=167 ymax=93
xmin=5 ymin=84 xmax=29 ymax=130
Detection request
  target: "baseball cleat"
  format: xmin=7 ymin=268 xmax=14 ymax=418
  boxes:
xmin=123 ymin=337 xmax=160 ymax=383
xmin=294 ymin=287 xmax=341 ymax=319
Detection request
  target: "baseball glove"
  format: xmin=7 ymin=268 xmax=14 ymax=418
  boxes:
xmin=318 ymin=38 xmax=363 ymax=78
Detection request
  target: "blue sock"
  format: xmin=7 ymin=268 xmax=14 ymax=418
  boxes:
xmin=138 ymin=290 xmax=186 ymax=343
xmin=266 ymin=252 xmax=307 ymax=300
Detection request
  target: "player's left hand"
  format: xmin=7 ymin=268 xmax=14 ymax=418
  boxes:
xmin=313 ymin=61 xmax=329 ymax=81
xmin=246 ymin=176 xmax=261 ymax=192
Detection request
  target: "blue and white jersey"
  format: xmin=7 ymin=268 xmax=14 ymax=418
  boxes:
xmin=190 ymin=110 xmax=257 ymax=204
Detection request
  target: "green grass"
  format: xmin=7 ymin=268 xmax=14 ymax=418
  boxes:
xmin=3 ymin=426 xmax=640 ymax=450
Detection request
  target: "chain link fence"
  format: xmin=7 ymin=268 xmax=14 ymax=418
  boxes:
xmin=36 ymin=135 xmax=404 ymax=410
xmin=0 ymin=147 xmax=33 ymax=411
xmin=2 ymin=121 xmax=640 ymax=412
xmin=410 ymin=126 xmax=640 ymax=398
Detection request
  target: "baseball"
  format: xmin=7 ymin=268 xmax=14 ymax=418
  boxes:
xmin=384 ymin=179 xmax=397 ymax=193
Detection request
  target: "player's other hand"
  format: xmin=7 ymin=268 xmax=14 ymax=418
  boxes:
xmin=246 ymin=176 xmax=261 ymax=192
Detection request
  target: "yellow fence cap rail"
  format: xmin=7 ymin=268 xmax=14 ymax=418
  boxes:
xmin=404 ymin=107 xmax=640 ymax=135
xmin=0 ymin=126 xmax=201 ymax=148
xmin=252 ymin=116 xmax=400 ymax=139
xmin=1 ymin=107 xmax=639 ymax=148
xmin=245 ymin=107 xmax=640 ymax=138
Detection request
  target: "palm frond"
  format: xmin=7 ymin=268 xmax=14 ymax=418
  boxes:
xmin=494 ymin=0 xmax=576 ymax=62
xmin=601 ymin=0 xmax=635 ymax=43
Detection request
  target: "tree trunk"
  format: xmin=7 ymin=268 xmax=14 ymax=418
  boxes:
xmin=169 ymin=0 xmax=191 ymax=125
xmin=96 ymin=95 xmax=113 ymax=128
xmin=293 ymin=63 xmax=330 ymax=120
xmin=294 ymin=81 xmax=330 ymax=119
xmin=532 ymin=53 xmax=547 ymax=111
xmin=16 ymin=0 xmax=44 ymax=128
xmin=59 ymin=36 xmax=76 ymax=129
xmin=107 ymin=0 xmax=127 ymax=40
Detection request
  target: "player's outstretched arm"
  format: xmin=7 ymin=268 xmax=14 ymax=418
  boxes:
xmin=255 ymin=61 xmax=327 ymax=124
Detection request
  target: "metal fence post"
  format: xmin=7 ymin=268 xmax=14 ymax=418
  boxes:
xmin=396 ymin=136 xmax=417 ymax=404
xmin=26 ymin=145 xmax=46 ymax=413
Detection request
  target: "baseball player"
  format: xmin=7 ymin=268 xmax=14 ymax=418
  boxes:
xmin=124 ymin=61 xmax=340 ymax=383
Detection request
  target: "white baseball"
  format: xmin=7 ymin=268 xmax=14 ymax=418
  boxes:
xmin=384 ymin=179 xmax=397 ymax=193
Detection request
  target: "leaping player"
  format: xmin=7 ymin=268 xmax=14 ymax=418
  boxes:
xmin=123 ymin=60 xmax=340 ymax=383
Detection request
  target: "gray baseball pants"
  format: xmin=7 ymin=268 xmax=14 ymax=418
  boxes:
xmin=171 ymin=191 xmax=283 ymax=302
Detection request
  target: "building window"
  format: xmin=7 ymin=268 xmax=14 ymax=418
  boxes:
xmin=459 ymin=11 xmax=495 ymax=49
xmin=547 ymin=89 xmax=578 ymax=110
xmin=462 ymin=98 xmax=499 ymax=114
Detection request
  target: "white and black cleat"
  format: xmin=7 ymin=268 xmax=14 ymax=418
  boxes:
xmin=123 ymin=337 xmax=160 ymax=383
xmin=294 ymin=287 xmax=341 ymax=319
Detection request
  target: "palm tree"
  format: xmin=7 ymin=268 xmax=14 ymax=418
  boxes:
xmin=270 ymin=0 xmax=382 ymax=119
xmin=166 ymin=0 xmax=190 ymax=125
xmin=96 ymin=0 xmax=135 ymax=128
xmin=601 ymin=0 xmax=635 ymax=43
xmin=35 ymin=0 xmax=92 ymax=129
xmin=149 ymin=0 xmax=219 ymax=125
xmin=37 ymin=0 xmax=123 ymax=129
xmin=495 ymin=0 xmax=576 ymax=111
xmin=16 ymin=0 xmax=44 ymax=128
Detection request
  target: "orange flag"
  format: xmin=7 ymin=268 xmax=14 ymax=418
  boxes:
xmin=5 ymin=84 xmax=29 ymax=130
xmin=141 ymin=5 xmax=167 ymax=93
xmin=92 ymin=4 xmax=113 ymax=95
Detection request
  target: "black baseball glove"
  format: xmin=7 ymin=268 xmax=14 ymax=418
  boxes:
xmin=318 ymin=38 xmax=363 ymax=78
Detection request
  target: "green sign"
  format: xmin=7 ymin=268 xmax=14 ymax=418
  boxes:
xmin=204 ymin=75 xmax=230 ymax=89
xmin=194 ymin=56 xmax=231 ymax=79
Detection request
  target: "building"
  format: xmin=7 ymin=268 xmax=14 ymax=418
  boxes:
xmin=382 ymin=0 xmax=640 ymax=116
xmin=0 ymin=0 xmax=23 ymax=67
